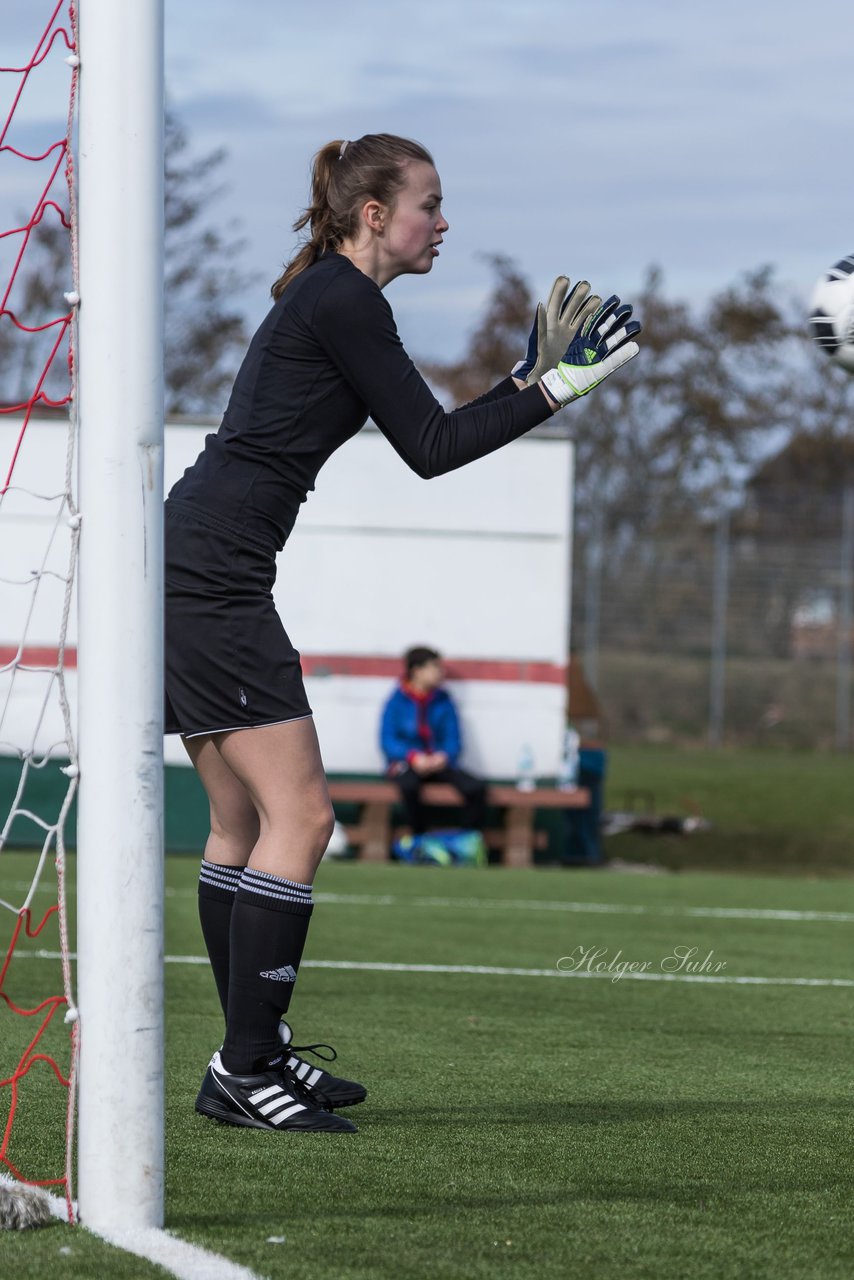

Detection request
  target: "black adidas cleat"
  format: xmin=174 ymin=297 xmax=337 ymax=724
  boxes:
xmin=195 ymin=1050 xmax=357 ymax=1132
xmin=277 ymin=1021 xmax=368 ymax=1110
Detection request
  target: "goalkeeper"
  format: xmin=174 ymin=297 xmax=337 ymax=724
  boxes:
xmin=164 ymin=132 xmax=640 ymax=1135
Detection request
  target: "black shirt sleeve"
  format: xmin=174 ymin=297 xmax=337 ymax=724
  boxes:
xmin=458 ymin=376 xmax=525 ymax=410
xmin=310 ymin=267 xmax=552 ymax=479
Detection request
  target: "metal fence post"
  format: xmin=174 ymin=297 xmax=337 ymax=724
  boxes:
xmin=583 ymin=502 xmax=604 ymax=691
xmin=835 ymin=487 xmax=854 ymax=752
xmin=708 ymin=509 xmax=730 ymax=747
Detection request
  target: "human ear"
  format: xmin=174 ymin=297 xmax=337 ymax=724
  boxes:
xmin=362 ymin=200 xmax=386 ymax=234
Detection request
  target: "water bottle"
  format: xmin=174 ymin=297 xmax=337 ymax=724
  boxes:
xmin=516 ymin=743 xmax=536 ymax=792
xmin=557 ymin=726 xmax=581 ymax=791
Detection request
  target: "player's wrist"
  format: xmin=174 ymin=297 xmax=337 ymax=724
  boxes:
xmin=541 ymin=365 xmax=578 ymax=406
xmin=538 ymin=380 xmax=561 ymax=411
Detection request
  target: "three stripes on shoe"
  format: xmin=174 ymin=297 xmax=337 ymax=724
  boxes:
xmin=210 ymin=1052 xmax=311 ymax=1126
xmin=285 ymin=1053 xmax=324 ymax=1091
xmin=245 ymin=1081 xmax=308 ymax=1126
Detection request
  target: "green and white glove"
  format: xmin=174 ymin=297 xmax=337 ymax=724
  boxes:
xmin=513 ymin=276 xmax=603 ymax=385
xmin=541 ymin=294 xmax=641 ymax=406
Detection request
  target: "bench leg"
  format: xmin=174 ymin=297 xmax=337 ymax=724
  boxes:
xmin=358 ymin=801 xmax=391 ymax=862
xmin=502 ymin=807 xmax=534 ymax=868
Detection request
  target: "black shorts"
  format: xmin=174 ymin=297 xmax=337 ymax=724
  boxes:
xmin=163 ymin=502 xmax=312 ymax=738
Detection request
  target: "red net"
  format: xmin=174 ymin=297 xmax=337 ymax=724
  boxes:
xmin=0 ymin=2 xmax=78 ymax=1223
xmin=1 ymin=2 xmax=76 ymax=492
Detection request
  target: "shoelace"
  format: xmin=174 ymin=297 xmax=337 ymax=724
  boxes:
xmin=267 ymin=1059 xmax=322 ymax=1106
xmin=289 ymin=1039 xmax=338 ymax=1064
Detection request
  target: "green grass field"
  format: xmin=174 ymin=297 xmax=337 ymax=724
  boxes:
xmin=2 ymin=852 xmax=853 ymax=1279
xmin=603 ymin=744 xmax=854 ymax=872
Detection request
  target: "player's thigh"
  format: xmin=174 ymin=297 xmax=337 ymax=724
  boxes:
xmin=214 ymin=716 xmax=333 ymax=834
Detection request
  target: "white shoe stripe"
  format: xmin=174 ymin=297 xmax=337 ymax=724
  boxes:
xmin=270 ymin=1102 xmax=307 ymax=1124
xmin=286 ymin=1055 xmax=299 ymax=1070
xmin=258 ymin=1094 xmax=293 ymax=1116
xmin=307 ymin=1067 xmax=323 ymax=1087
xmin=252 ymin=1085 xmax=283 ymax=1105
xmin=296 ymin=1062 xmax=311 ymax=1080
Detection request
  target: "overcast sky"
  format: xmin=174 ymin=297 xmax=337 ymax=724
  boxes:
xmin=4 ymin=1 xmax=854 ymax=364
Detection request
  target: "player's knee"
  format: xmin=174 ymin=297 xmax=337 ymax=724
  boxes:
xmin=311 ymin=801 xmax=336 ymax=855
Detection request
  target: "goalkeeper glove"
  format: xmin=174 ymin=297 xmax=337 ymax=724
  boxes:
xmin=513 ymin=275 xmax=603 ymax=384
xmin=540 ymin=294 xmax=641 ymax=406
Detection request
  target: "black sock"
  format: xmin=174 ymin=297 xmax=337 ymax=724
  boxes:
xmin=198 ymin=860 xmax=242 ymax=1016
xmin=220 ymin=867 xmax=314 ymax=1074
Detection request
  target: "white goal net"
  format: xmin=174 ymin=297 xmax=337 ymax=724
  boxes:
xmin=0 ymin=1 xmax=80 ymax=1220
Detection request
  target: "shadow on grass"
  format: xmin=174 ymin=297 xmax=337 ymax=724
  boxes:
xmin=364 ymin=1096 xmax=853 ymax=1126
xmin=169 ymin=1095 xmax=853 ymax=1142
xmin=166 ymin=1096 xmax=854 ymax=1234
xmin=174 ymin=1162 xmax=854 ymax=1230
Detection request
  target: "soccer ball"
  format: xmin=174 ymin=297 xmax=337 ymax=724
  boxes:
xmin=808 ymin=254 xmax=854 ymax=375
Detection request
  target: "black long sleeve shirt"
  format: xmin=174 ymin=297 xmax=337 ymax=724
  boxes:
xmin=167 ymin=252 xmax=552 ymax=553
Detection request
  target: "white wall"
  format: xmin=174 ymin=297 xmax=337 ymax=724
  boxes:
xmin=1 ymin=418 xmax=77 ymax=763
xmin=1 ymin=416 xmax=574 ymax=778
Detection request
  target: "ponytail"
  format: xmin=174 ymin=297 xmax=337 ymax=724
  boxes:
xmin=271 ymin=133 xmax=434 ymax=299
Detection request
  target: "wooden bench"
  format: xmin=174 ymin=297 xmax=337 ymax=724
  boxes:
xmin=327 ymin=779 xmax=591 ymax=868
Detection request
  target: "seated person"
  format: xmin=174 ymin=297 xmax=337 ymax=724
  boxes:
xmin=380 ymin=646 xmax=487 ymax=835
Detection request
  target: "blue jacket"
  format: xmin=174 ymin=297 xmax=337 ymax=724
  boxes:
xmin=380 ymin=684 xmax=462 ymax=767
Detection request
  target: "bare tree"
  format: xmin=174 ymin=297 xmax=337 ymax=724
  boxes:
xmin=163 ymin=108 xmax=252 ymax=415
xmin=0 ymin=108 xmax=252 ymax=415
xmin=732 ymin=429 xmax=854 ymax=657
xmin=423 ymin=255 xmax=854 ymax=665
xmin=0 ymin=213 xmax=71 ymax=408
xmin=420 ymin=254 xmax=533 ymax=403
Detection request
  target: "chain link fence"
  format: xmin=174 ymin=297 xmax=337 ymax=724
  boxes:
xmin=573 ymin=487 xmax=854 ymax=750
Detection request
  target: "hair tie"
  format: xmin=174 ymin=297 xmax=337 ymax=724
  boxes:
xmin=339 ymin=140 xmax=349 ymax=160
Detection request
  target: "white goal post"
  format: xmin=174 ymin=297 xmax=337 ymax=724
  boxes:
xmin=76 ymin=0 xmax=165 ymax=1230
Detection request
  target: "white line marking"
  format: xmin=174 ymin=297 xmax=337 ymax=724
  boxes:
xmin=17 ymin=949 xmax=854 ymax=988
xmin=78 ymin=1224 xmax=263 ymax=1280
xmin=38 ymin=1190 xmax=263 ymax=1280
xmin=46 ymin=1192 xmax=73 ymax=1222
xmin=313 ymin=891 xmax=854 ymax=924
xmin=301 ymin=959 xmax=854 ymax=988
xmin=7 ymin=880 xmax=853 ymax=922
